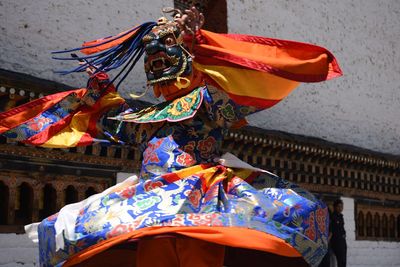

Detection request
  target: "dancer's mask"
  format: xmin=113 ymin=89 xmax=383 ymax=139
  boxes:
xmin=143 ymin=17 xmax=192 ymax=86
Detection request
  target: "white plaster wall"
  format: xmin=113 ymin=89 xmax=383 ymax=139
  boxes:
xmin=0 ymin=233 xmax=38 ymax=267
xmin=228 ymin=0 xmax=400 ymax=155
xmin=0 ymin=0 xmax=173 ymax=104
xmin=341 ymin=197 xmax=400 ymax=267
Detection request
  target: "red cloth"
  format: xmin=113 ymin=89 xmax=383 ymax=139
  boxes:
xmin=137 ymin=236 xmax=225 ymax=267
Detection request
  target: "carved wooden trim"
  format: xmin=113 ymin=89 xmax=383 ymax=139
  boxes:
xmin=0 ymin=144 xmax=138 ymax=170
xmin=356 ymin=202 xmax=400 ymax=241
xmin=0 ymin=68 xmax=72 ymax=95
xmin=224 ymin=127 xmax=400 ymax=202
xmin=0 ymin=171 xmax=115 ymax=230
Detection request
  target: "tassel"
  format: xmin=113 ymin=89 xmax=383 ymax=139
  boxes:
xmin=51 ymin=22 xmax=157 ymax=90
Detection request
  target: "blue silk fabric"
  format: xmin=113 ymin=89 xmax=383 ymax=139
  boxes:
xmin=38 ymin=86 xmax=329 ymax=267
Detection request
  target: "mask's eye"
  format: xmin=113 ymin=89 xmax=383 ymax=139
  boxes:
xmin=164 ymin=35 xmax=176 ymax=46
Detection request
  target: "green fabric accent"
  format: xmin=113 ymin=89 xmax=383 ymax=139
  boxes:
xmin=115 ymin=87 xmax=204 ymax=123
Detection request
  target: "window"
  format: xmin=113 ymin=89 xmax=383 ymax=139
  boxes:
xmin=397 ymin=215 xmax=400 ymax=239
xmin=273 ymin=159 xmax=280 ymax=168
xmin=382 ymin=214 xmax=388 ymax=238
xmin=389 ymin=215 xmax=395 ymax=238
xmin=366 ymin=212 xmax=373 ymax=237
xmin=85 ymin=187 xmax=98 ymax=198
xmin=65 ymin=185 xmax=78 ymax=205
xmin=357 ymin=211 xmax=365 ymax=237
xmin=40 ymin=184 xmax=57 ymax=220
xmin=0 ymin=181 xmax=9 ymax=224
xmin=374 ymin=213 xmax=381 ymax=238
xmin=15 ymin=182 xmax=33 ymax=225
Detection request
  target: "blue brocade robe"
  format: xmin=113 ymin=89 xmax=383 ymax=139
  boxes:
xmin=38 ymin=85 xmax=329 ymax=267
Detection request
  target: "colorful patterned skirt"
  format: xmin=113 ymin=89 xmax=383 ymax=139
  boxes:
xmin=37 ymin=155 xmax=328 ymax=267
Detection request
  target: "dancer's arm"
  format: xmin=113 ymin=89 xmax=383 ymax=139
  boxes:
xmin=0 ymin=71 xmax=159 ymax=147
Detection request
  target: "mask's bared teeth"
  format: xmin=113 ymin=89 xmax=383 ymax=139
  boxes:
xmin=150 ymin=56 xmax=170 ymax=72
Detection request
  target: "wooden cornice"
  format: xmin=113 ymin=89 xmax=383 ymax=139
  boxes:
xmin=302 ymin=183 xmax=400 ymax=203
xmin=0 ymin=68 xmax=72 ymax=95
xmin=0 ymin=143 xmax=138 ymax=175
xmin=226 ymin=126 xmax=400 ymax=170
